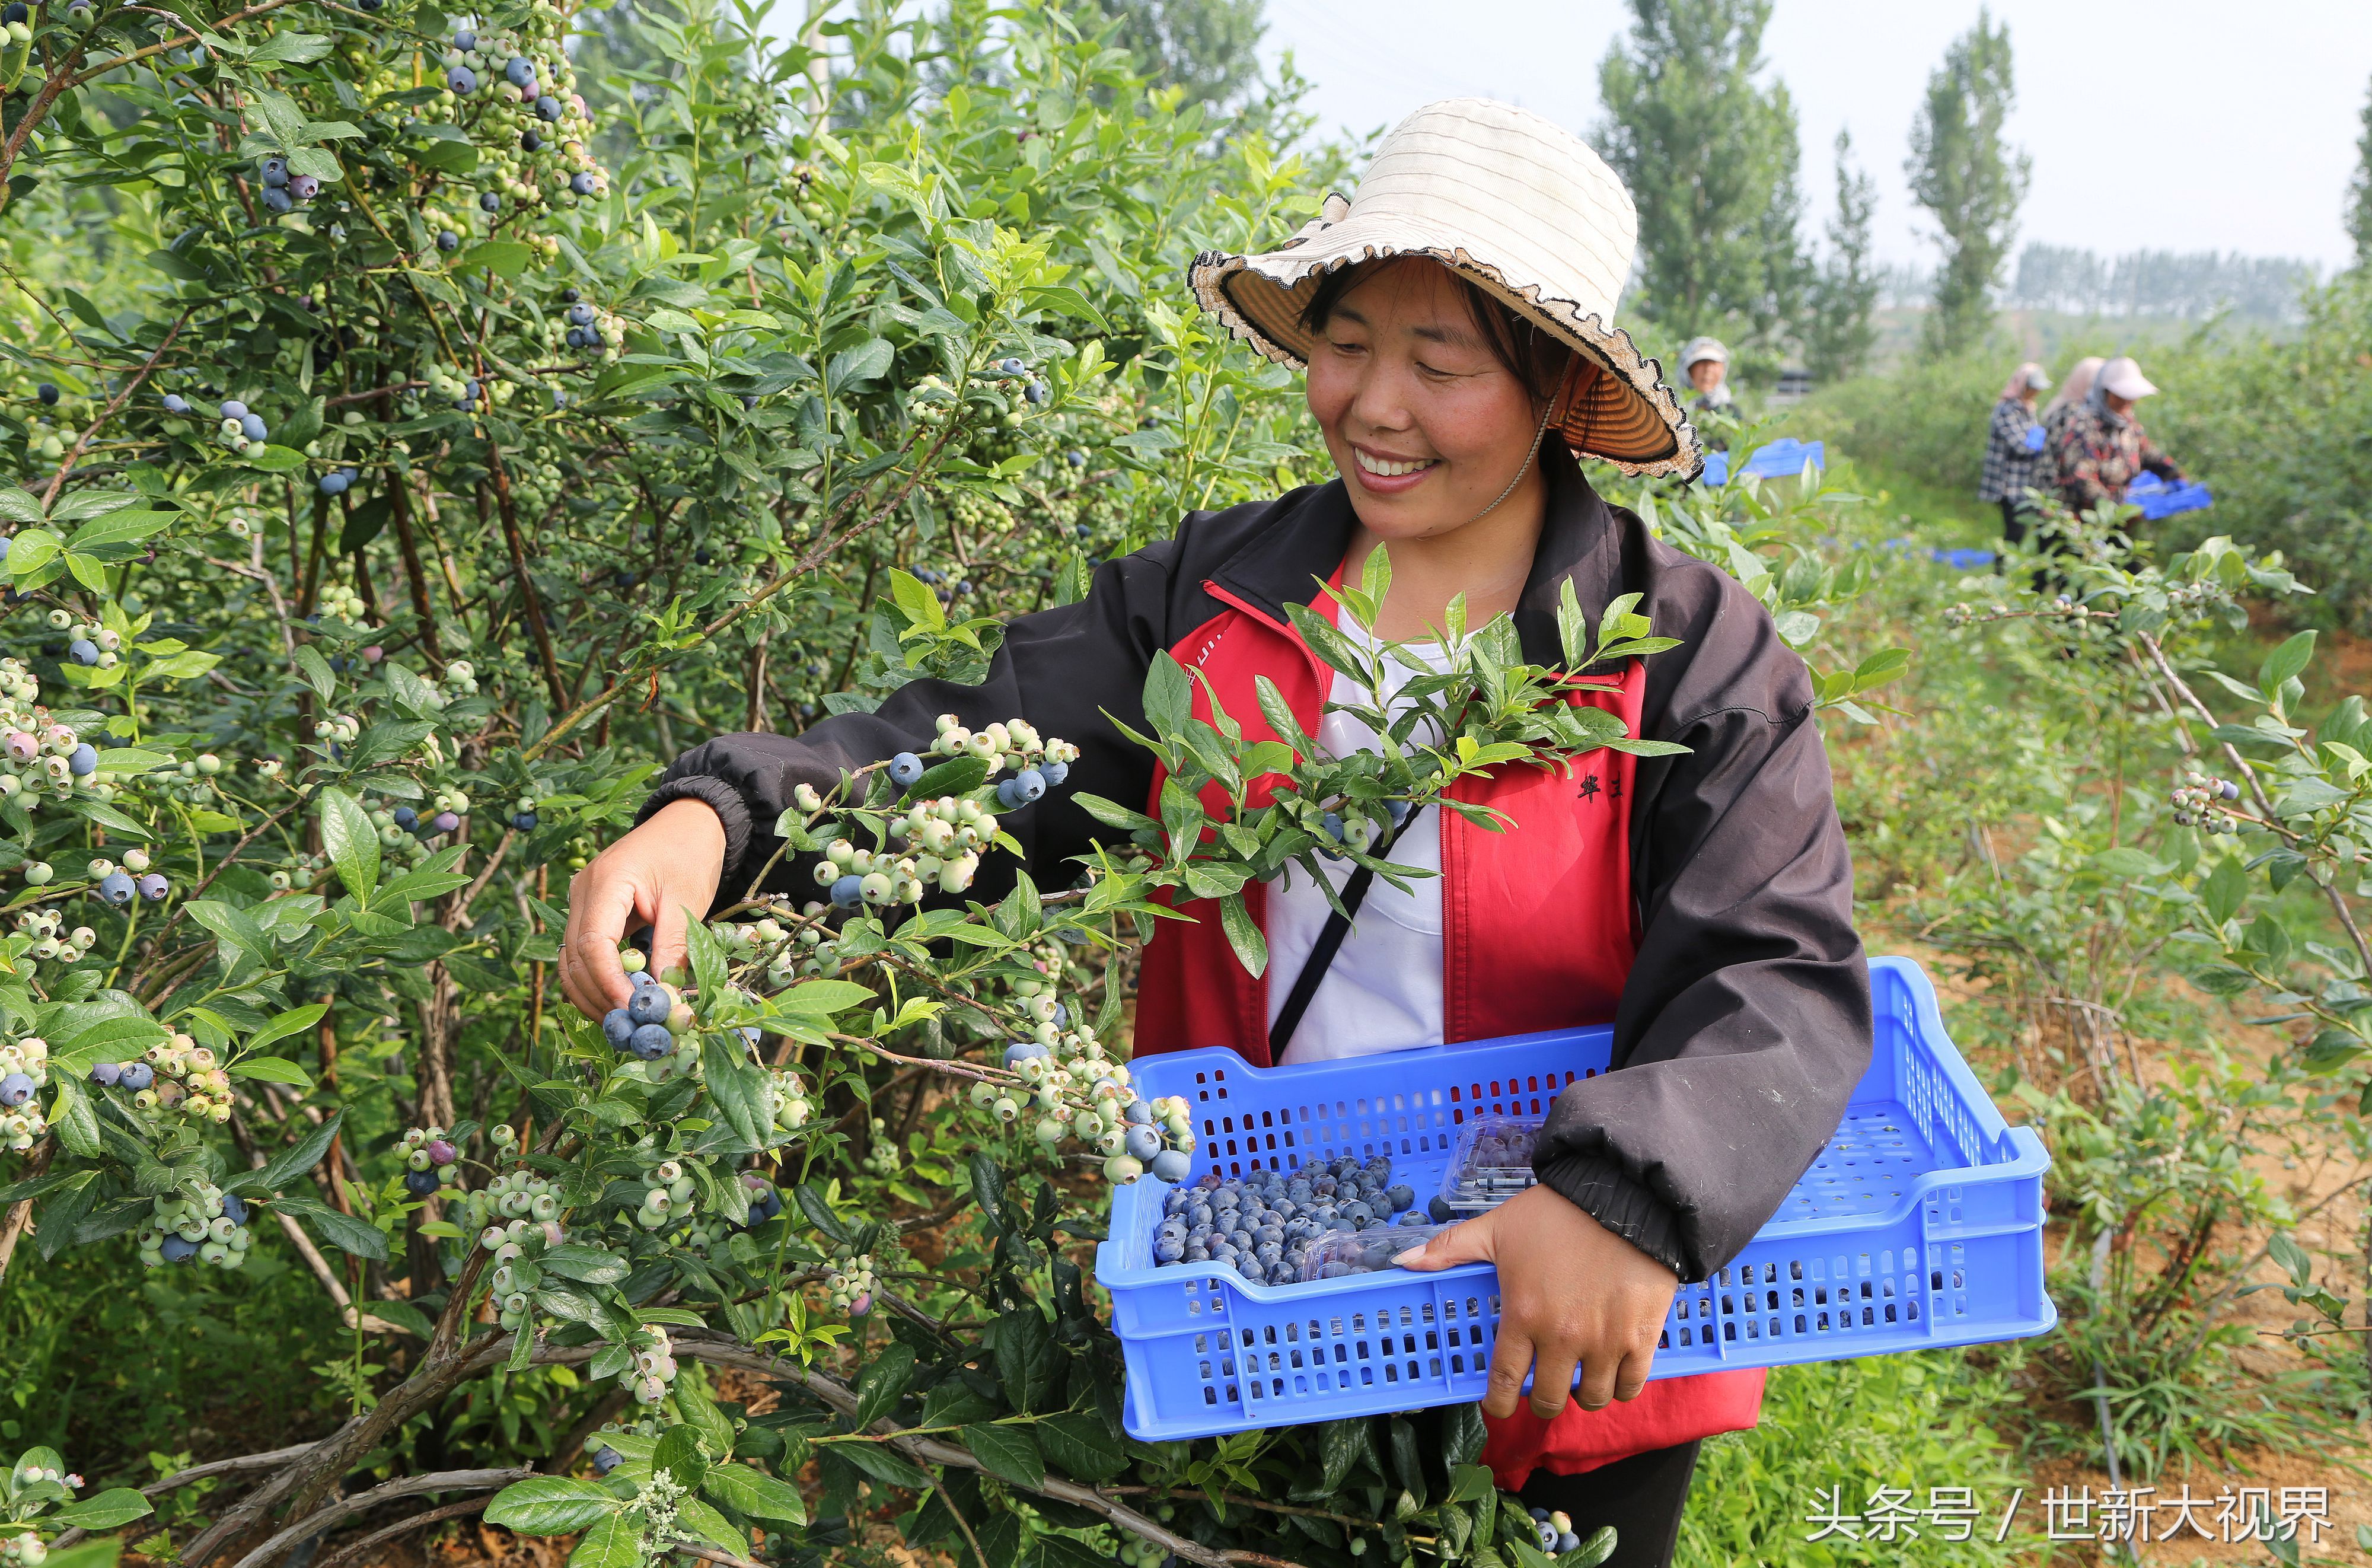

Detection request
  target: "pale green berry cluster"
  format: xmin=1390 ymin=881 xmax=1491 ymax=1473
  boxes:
xmin=151 ymin=755 xmax=224 ymax=807
xmin=138 ymin=1181 xmax=253 ymax=1268
xmin=45 ymin=613 xmax=123 ymax=668
xmin=0 ymin=721 xmax=103 ymax=814
xmin=2 ymin=1535 xmax=46 ymax=1567
xmin=620 ymin=1325 xmax=680 ymax=1406
xmin=317 ymin=585 xmax=368 ymax=623
xmin=770 ymin=1069 xmax=812 ymax=1130
xmin=860 ymin=1116 xmax=899 ymax=1176
xmin=0 ymin=1033 xmax=46 ymax=1150
xmin=824 ymin=1252 xmax=875 ymax=1313
xmin=312 ymin=711 xmax=362 ymax=745
xmin=135 ymin=1032 xmax=232 ymax=1124
xmin=925 ymin=713 xmax=1078 ymax=774
xmin=903 ymin=374 xmax=957 ymax=425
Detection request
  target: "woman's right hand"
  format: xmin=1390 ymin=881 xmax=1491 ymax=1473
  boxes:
xmin=559 ymin=798 xmax=728 ymax=1020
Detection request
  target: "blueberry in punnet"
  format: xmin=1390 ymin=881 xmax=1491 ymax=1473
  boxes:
xmin=888 ymin=751 xmax=923 ymax=786
xmin=629 ymin=1023 xmax=674 ymax=1060
xmin=160 ymin=1234 xmax=199 ymax=1263
xmin=119 ymin=1062 xmax=154 ymax=1090
xmin=68 ymin=639 xmax=97 ymax=666
xmin=404 ymin=1169 xmax=438 ymax=1196
xmin=0 ymin=1073 xmax=33 ymax=1107
xmin=391 ymin=805 xmax=417 ymax=831
xmin=98 ymin=871 xmax=135 ymax=906
xmin=602 ymin=1008 xmax=635 ymax=1047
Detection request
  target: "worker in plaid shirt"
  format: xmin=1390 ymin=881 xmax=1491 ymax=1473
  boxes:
xmin=2053 ymin=356 xmax=2185 ymax=515
xmin=1977 ymin=361 xmax=2050 ymax=544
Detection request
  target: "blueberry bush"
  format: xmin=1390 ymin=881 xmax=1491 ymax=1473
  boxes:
xmin=0 ymin=0 xmax=1944 ymax=1562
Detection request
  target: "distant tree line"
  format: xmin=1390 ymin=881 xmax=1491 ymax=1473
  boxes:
xmin=2008 ymin=246 xmax=2321 ymax=323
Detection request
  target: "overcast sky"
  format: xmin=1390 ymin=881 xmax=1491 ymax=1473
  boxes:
xmin=1259 ymin=0 xmax=2372 ymax=272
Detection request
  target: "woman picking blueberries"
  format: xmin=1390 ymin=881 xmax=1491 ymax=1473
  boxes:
xmin=559 ymin=100 xmax=1869 ymax=1567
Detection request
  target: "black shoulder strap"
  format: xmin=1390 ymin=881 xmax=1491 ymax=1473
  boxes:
xmin=1267 ymin=811 xmax=1418 ymax=1059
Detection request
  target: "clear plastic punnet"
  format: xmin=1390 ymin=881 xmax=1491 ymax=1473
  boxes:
xmin=1296 ymin=1222 xmax=1454 ymax=1282
xmin=1435 ymin=1114 xmax=1542 ymax=1216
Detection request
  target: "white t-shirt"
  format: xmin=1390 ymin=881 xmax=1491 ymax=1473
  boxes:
xmin=1266 ymin=624 xmax=1451 ymax=1064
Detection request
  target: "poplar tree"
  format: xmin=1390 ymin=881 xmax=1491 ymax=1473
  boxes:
xmin=1905 ymin=9 xmax=2030 ymax=356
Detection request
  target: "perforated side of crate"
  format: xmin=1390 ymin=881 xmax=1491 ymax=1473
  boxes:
xmin=1659 ymin=1245 xmax=1930 ymax=1355
xmin=1184 ymin=1061 xmax=1602 ymax=1181
xmin=1179 ymin=1287 xmax=1506 ymax=1413
xmin=1780 ymin=1108 xmax=1933 ymax=1221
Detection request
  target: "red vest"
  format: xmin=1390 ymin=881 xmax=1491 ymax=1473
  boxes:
xmin=1130 ymin=569 xmax=1765 ymax=1487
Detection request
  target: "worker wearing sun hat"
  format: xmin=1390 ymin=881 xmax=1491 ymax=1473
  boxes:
xmin=1675 ymin=336 xmax=1735 ymax=414
xmin=2052 ymin=353 xmax=2185 ymax=514
xmin=598 ymin=98 xmax=1866 ymax=1568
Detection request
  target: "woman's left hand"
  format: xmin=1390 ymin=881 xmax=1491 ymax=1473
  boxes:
xmin=1399 ymin=1184 xmax=1679 ymax=1420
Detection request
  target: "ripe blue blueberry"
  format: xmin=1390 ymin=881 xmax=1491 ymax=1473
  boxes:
xmin=136 ymin=874 xmax=168 ymax=901
xmin=570 ymin=172 xmax=597 ymax=196
xmin=625 ymin=986 xmax=671 ymax=1027
xmin=391 ymin=805 xmax=417 ymax=830
xmin=479 ymin=192 xmax=502 ymax=213
xmin=1385 ymin=1183 xmax=1414 ymax=1213
xmin=452 ymin=26 xmax=476 ymax=48
xmin=447 ymin=65 xmax=476 ymax=94
xmin=511 ymin=811 xmax=538 ymax=831
xmin=288 ymin=174 xmax=319 ymax=202
xmin=0 ymin=4 xmax=27 ymax=23
xmin=98 ymin=871 xmax=135 ymax=906
xmin=0 ymin=1073 xmax=33 ymax=1108
xmin=830 ymin=873 xmax=862 ymax=909
xmin=994 ymin=778 xmax=1021 ymax=810
xmin=1041 ymin=760 xmax=1069 ymax=786
xmin=602 ymin=1008 xmax=635 ymax=1047
xmin=629 ymin=1023 xmax=674 ymax=1060
xmin=36 ymin=383 xmax=58 ymax=406
xmin=432 ymin=811 xmax=460 ymax=834
xmin=119 ymin=1062 xmax=154 ymax=1090
xmin=1149 ymin=1149 xmax=1191 ymax=1184
xmin=437 ymin=231 xmax=460 ymax=252
xmin=504 ymin=56 xmax=535 ymax=86
xmin=221 ymin=399 xmax=248 ymax=419
xmin=1024 ymin=380 xmax=1048 ymax=405
xmin=262 ymin=187 xmax=294 ymax=214
xmin=1012 ymin=767 xmax=1045 ymax=804
xmin=565 ymin=302 xmax=596 ymax=326
xmin=90 ymin=1062 xmax=122 ymax=1086
xmin=404 ymin=1169 xmax=438 ymax=1197
xmin=68 ymin=639 xmax=97 ymax=667
xmin=888 ymin=751 xmax=923 ymax=786
xmin=535 ymin=95 xmax=562 ymax=121
xmin=240 ymin=413 xmax=267 ymax=441
xmin=65 ymin=741 xmax=96 ymax=776
xmin=1066 ymin=448 xmax=1087 ymax=467
xmin=590 ymin=1446 xmax=623 ymax=1475
xmin=1124 ymin=1125 xmax=1161 ymax=1162
xmin=318 ymin=471 xmax=348 ymax=495
xmin=162 ymin=393 xmax=189 ymax=414
xmin=260 ymin=157 xmax=288 ymax=187
xmin=160 ymin=1234 xmax=199 ymax=1263
xmin=520 ymin=129 xmax=543 ymax=154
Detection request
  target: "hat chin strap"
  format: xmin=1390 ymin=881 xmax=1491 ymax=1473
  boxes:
xmin=1458 ymin=361 xmax=1575 ymax=528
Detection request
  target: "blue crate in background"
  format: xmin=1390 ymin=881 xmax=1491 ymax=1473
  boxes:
xmin=1697 ymin=438 xmax=1823 ymax=489
xmin=1096 ymin=956 xmax=2054 ymax=1441
xmin=2124 ymin=471 xmax=2213 ymax=520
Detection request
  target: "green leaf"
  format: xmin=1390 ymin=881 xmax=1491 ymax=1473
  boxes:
xmin=653 ymin=1424 xmax=710 ymax=1490
xmin=829 ymin=1439 xmax=931 ymax=1491
xmin=2260 ymin=630 xmax=2317 ymax=697
xmin=540 ymin=1244 xmax=629 ymax=1285
xmin=461 ymin=241 xmax=535 ymax=278
xmin=775 ymin=979 xmax=872 ymax=1016
xmin=243 ymin=444 xmax=308 ymax=473
xmin=240 ymin=1109 xmax=342 ymax=1195
xmin=959 ymin=1423 xmax=1044 ymax=1489
xmin=672 ymin=1496 xmax=747 ymax=1553
xmin=565 ymin=1513 xmax=639 ymax=1568
xmin=486 ymin=1476 xmax=623 ymax=1535
xmin=318 ymin=786 xmax=380 ymax=900
xmin=1034 ymin=1412 xmax=1127 ymax=1483
xmin=826 ymin=337 xmax=894 ymax=388
xmin=246 ymin=1000 xmax=329 ymax=1054
xmin=227 ymin=1055 xmax=311 ymax=1087
xmin=283 ymin=146 xmax=343 ymax=182
xmin=274 ymin=1194 xmax=388 ymax=1260
xmin=702 ymin=1464 xmax=808 ymax=1526
xmin=852 ymin=1342 xmax=916 ymax=1427
xmin=5 ymin=528 xmax=63 ymax=576
xmin=292 ymin=644 xmax=337 ymax=700
xmin=673 ymin=1371 xmax=739 ymax=1457
xmin=47 ymin=1489 xmax=153 ymax=1531
xmin=1217 ymin=891 xmax=1267 ymax=978
xmin=1143 ymin=651 xmax=1192 ymax=738
xmin=908 ymin=754 xmax=987 ymax=799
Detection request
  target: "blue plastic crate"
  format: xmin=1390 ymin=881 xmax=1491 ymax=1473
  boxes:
xmin=2124 ymin=471 xmax=2212 ymax=520
xmin=1096 ymin=956 xmax=2053 ymax=1441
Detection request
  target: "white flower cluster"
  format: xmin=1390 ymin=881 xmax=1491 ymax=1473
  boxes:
xmin=138 ymin=1181 xmax=253 ymax=1268
xmin=824 ymin=1251 xmax=875 ymax=1314
xmin=0 ymin=1034 xmax=47 ymax=1150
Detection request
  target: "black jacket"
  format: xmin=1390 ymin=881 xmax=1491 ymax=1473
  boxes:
xmin=642 ymin=443 xmax=1871 ymax=1283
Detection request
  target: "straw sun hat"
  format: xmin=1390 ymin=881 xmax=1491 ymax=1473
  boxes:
xmin=1190 ymin=98 xmax=1700 ymax=479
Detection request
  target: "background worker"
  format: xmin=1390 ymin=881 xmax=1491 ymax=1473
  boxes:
xmin=1977 ymin=361 xmax=2052 ymax=544
xmin=2053 ymin=355 xmax=2185 ymax=514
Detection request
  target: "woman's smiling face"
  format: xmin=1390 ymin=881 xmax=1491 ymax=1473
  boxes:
xmin=1303 ymin=259 xmax=1554 ymax=543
